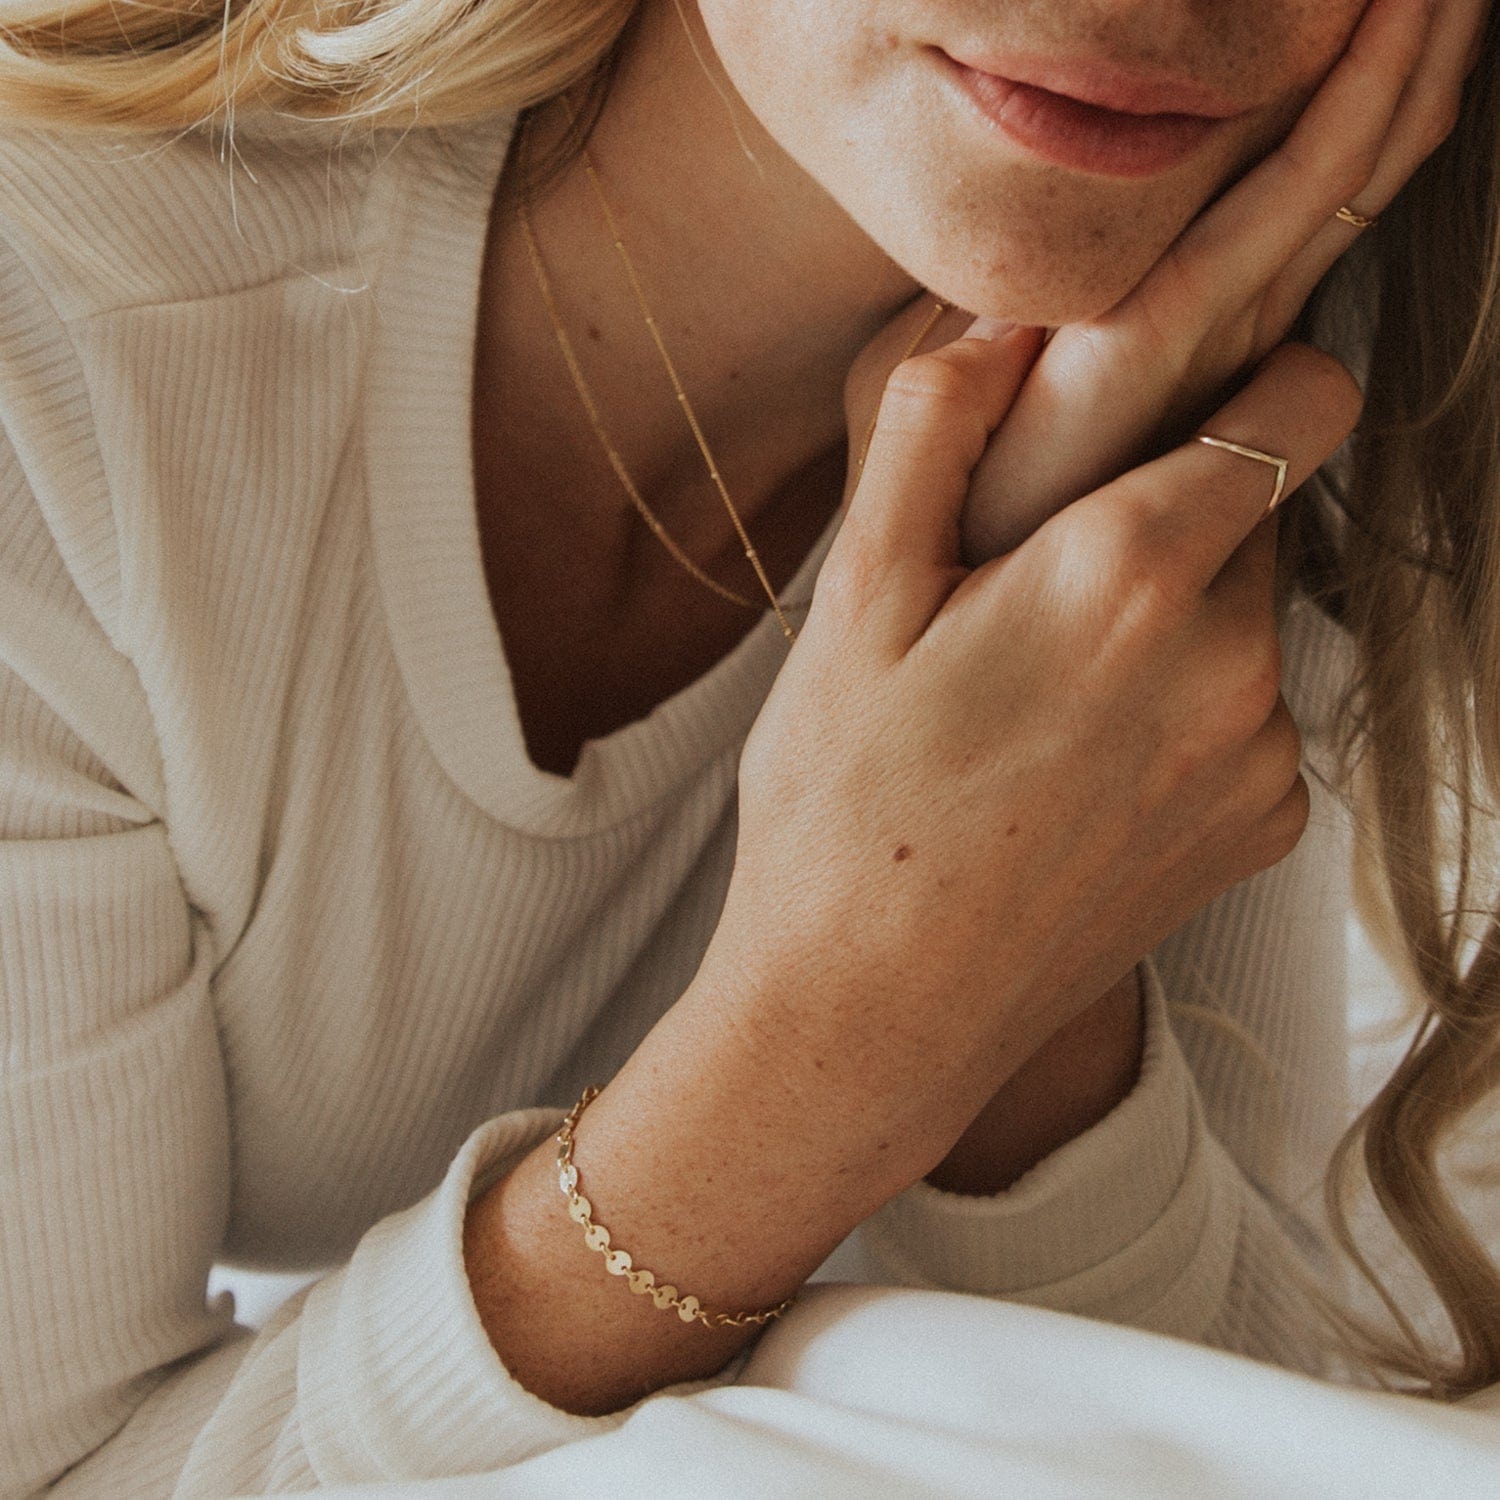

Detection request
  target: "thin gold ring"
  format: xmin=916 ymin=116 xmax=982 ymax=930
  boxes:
xmin=1196 ymin=434 xmax=1292 ymax=518
xmin=1335 ymin=205 xmax=1379 ymax=231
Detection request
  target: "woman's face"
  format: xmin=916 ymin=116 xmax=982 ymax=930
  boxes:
xmin=695 ymin=0 xmax=1372 ymax=325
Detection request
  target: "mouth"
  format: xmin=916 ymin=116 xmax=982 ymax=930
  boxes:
xmin=931 ymin=47 xmax=1249 ymax=179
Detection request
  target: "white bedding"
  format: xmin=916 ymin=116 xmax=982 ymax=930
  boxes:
xmin=260 ymin=1282 xmax=1500 ymax=1499
xmin=195 ymin=916 xmax=1498 ymax=1499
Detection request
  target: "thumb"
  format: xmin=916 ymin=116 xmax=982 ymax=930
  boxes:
xmin=828 ymin=317 xmax=1045 ymax=646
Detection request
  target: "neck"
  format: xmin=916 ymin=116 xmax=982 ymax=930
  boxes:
xmin=475 ymin=0 xmax=928 ymax=555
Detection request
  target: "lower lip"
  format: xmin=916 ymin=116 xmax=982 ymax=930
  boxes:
xmin=939 ymin=56 xmax=1223 ymax=178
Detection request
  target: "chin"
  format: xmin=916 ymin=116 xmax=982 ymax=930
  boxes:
xmin=905 ymin=224 xmax=1174 ymax=329
xmin=867 ymin=171 xmax=1217 ymax=328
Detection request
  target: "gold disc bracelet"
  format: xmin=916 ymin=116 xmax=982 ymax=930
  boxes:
xmin=556 ymin=1085 xmax=798 ymax=1330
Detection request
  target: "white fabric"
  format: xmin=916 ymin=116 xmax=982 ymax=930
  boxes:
xmin=0 ymin=109 xmax=1488 ymax=1496
xmin=364 ymin=1286 xmax=1500 ymax=1500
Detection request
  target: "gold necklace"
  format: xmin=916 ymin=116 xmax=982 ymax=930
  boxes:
xmin=514 ymin=103 xmax=950 ymax=648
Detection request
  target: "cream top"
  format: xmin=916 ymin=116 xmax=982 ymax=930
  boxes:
xmin=0 ymin=112 xmax=1357 ymax=1495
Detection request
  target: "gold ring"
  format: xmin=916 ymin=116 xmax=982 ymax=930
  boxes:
xmin=1196 ymin=434 xmax=1291 ymax=518
xmin=1335 ymin=205 xmax=1378 ymax=231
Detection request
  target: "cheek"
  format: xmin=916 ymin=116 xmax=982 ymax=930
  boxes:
xmin=1276 ymin=0 xmax=1373 ymax=77
xmin=695 ymin=0 xmax=867 ymax=119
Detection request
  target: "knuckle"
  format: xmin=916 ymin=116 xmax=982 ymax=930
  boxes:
xmin=1242 ymin=687 xmax=1302 ymax=774
xmin=1280 ymin=136 xmax=1369 ymax=211
xmin=1259 ymin=774 xmax=1312 ymax=861
xmin=1130 ymin=567 xmax=1199 ymax=640
xmin=816 ymin=531 xmax=885 ymax=614
xmin=1261 ymin=706 xmax=1304 ymax=793
xmin=1218 ymin=681 xmax=1274 ymax=747
xmin=1096 ymin=505 xmax=1196 ymax=626
xmin=1335 ymin=160 xmax=1379 ymax=207
xmin=874 ymin=350 xmax=995 ymax=473
xmin=882 ymin=350 xmax=983 ymax=419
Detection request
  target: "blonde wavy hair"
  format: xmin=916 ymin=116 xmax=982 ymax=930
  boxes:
xmin=4 ymin=0 xmax=1500 ymax=1399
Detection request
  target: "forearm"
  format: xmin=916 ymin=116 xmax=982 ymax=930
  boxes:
xmin=923 ymin=964 xmax=1145 ymax=1196
xmin=462 ymin=978 xmax=916 ymax=1417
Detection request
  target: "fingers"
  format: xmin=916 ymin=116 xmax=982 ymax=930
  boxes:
xmin=1268 ymin=0 xmax=1490 ymax=334
xmin=825 ymin=323 xmax=1047 ymax=649
xmin=841 ymin=294 xmax=988 ymax=493
xmin=1234 ymin=695 xmax=1311 ymax=864
xmin=1338 ymin=0 xmax=1485 ymax=217
xmin=1155 ymin=0 xmax=1432 ymax=309
xmin=1063 ymin=344 xmax=1362 ymax=597
xmin=1171 ymin=686 xmax=1306 ymax=888
xmin=1216 ymin=693 xmax=1311 ymax=874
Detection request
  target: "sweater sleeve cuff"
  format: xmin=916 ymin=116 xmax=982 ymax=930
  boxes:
xmin=293 ymin=1107 xmax=751 ymax=1485
xmin=855 ymin=958 xmax=1238 ymax=1336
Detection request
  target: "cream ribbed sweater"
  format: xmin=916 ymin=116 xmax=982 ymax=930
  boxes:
xmin=0 ymin=111 xmax=1358 ymax=1497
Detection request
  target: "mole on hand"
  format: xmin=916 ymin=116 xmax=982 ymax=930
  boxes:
xmin=893 ymin=844 xmax=912 ymax=862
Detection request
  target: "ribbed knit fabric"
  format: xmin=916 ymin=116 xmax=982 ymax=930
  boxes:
xmin=0 ymin=112 xmax=1356 ymax=1496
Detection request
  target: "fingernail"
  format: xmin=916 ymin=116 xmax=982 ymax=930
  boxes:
xmin=966 ymin=317 xmax=1016 ymax=342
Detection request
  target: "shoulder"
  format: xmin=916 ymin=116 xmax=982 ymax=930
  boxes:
xmin=0 ymin=117 xmax=402 ymax=321
xmin=0 ymin=111 xmax=510 ymax=638
xmin=0 ymin=118 xmax=401 ymax=648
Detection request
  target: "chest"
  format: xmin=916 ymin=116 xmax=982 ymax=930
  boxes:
xmin=471 ymin=446 xmax=843 ymax=780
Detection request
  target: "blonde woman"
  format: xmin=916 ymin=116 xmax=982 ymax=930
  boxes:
xmin=0 ymin=0 xmax=1495 ymax=1492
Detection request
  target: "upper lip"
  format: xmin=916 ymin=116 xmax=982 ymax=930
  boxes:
xmin=940 ymin=47 xmax=1248 ymax=120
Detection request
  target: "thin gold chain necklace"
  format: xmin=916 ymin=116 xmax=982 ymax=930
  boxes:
xmin=513 ymin=103 xmax=949 ymax=648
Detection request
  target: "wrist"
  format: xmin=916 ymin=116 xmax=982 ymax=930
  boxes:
xmin=681 ymin=945 xmax=980 ymax=1196
xmin=465 ymin=987 xmax=892 ymax=1416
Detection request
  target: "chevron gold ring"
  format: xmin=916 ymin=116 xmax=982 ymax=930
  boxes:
xmin=1195 ymin=434 xmax=1292 ymax=518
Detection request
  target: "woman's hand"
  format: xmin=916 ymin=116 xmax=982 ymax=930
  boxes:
xmin=956 ymin=0 xmax=1489 ymax=561
xmin=844 ymin=0 xmax=1489 ymax=566
xmin=698 ymin=330 xmax=1362 ymax=1186
xmin=821 ymin=0 xmax=1487 ymax=1192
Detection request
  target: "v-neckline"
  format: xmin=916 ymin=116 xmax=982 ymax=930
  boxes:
xmin=363 ymin=112 xmax=843 ymax=839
